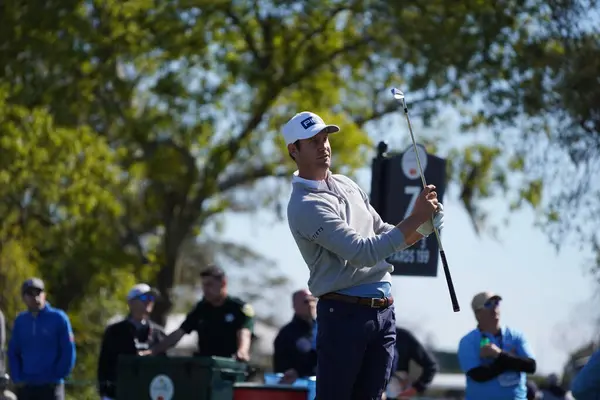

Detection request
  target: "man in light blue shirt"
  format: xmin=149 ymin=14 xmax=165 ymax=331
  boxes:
xmin=458 ymin=291 xmax=536 ymax=400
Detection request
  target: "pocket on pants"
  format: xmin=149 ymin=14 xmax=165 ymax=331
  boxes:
xmin=316 ymin=300 xmax=365 ymax=349
xmin=316 ymin=300 xmax=358 ymax=325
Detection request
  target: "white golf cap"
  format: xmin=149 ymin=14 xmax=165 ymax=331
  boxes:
xmin=282 ymin=111 xmax=340 ymax=146
xmin=127 ymin=283 xmax=159 ymax=300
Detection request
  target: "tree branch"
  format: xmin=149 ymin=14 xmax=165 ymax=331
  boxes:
xmin=284 ymin=4 xmax=356 ymax=73
xmin=225 ymin=8 xmax=265 ymax=68
xmin=120 ymin=222 xmax=149 ymax=264
xmin=191 ymin=91 xmax=282 ymax=211
xmin=253 ymin=0 xmax=275 ymax=72
xmin=283 ymin=37 xmax=374 ymax=86
xmin=217 ymin=164 xmax=288 ymax=193
xmin=141 ymin=137 xmax=197 ymax=215
xmin=352 ymin=87 xmax=456 ymax=127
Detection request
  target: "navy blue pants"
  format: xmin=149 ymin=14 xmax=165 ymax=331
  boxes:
xmin=315 ymin=298 xmax=396 ymax=400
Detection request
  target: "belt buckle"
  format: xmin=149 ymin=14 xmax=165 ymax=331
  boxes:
xmin=370 ymin=298 xmax=378 ymax=308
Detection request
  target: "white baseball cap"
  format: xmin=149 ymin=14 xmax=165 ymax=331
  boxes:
xmin=127 ymin=283 xmax=159 ymax=301
xmin=282 ymin=111 xmax=340 ymax=146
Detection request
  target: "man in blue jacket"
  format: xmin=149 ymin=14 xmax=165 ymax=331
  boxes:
xmin=8 ymin=278 xmax=76 ymax=400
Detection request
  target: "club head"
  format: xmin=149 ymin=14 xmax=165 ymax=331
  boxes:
xmin=391 ymin=88 xmax=405 ymax=100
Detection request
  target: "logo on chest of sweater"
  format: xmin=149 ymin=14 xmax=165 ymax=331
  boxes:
xmin=310 ymin=227 xmax=324 ymax=241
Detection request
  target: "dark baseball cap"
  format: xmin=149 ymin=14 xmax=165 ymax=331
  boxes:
xmin=200 ymin=265 xmax=226 ymax=279
xmin=21 ymin=278 xmax=45 ymax=294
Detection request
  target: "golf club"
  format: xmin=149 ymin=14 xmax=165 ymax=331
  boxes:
xmin=390 ymin=87 xmax=460 ymax=312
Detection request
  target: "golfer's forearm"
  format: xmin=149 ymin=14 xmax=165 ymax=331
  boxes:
xmin=396 ymin=214 xmax=427 ymax=246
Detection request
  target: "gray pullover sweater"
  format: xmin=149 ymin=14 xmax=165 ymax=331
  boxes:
xmin=287 ymin=171 xmax=408 ymax=297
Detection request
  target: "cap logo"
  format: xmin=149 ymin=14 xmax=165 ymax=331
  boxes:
xmin=300 ymin=116 xmax=317 ymax=129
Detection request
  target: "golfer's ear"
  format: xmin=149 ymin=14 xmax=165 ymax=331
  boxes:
xmin=287 ymin=143 xmax=297 ymax=155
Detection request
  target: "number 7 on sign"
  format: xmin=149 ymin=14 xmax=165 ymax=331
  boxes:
xmin=403 ymin=185 xmax=421 ymax=219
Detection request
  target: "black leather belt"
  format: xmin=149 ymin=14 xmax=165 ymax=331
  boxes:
xmin=319 ymin=292 xmax=394 ymax=308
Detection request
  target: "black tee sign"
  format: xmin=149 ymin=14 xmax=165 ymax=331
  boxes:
xmin=370 ymin=143 xmax=447 ymax=277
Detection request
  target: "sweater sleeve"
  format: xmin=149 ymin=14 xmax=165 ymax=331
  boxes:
xmin=290 ymin=198 xmax=407 ymax=267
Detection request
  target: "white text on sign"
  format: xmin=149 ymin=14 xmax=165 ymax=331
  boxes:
xmin=403 ymin=185 xmax=421 ymax=219
xmin=388 ymin=238 xmax=430 ymax=264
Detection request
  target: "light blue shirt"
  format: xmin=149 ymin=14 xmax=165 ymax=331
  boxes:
xmin=336 ymin=281 xmax=392 ymax=298
xmin=571 ymin=348 xmax=600 ymax=400
xmin=458 ymin=326 xmax=534 ymax=400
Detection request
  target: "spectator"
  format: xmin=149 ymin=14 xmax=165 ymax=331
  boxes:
xmin=147 ymin=265 xmax=254 ymax=362
xmin=97 ymin=283 xmax=166 ymax=400
xmin=8 ymin=278 xmax=76 ymax=400
xmin=570 ymin=347 xmax=600 ymax=400
xmin=540 ymin=374 xmax=571 ymax=400
xmin=526 ymin=380 xmax=540 ymax=400
xmin=458 ymin=291 xmax=536 ymax=400
xmin=386 ymin=327 xmax=438 ymax=399
xmin=273 ymin=289 xmax=317 ymax=384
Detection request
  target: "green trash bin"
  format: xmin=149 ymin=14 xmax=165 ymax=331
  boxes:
xmin=116 ymin=355 xmax=247 ymax=400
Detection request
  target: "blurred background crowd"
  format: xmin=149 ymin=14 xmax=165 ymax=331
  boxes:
xmin=1 ymin=0 xmax=599 ymax=399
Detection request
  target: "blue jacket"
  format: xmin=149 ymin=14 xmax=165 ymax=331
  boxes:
xmin=571 ymin=348 xmax=600 ymax=400
xmin=7 ymin=304 xmax=76 ymax=384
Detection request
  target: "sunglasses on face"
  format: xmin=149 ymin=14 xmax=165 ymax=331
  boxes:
xmin=484 ymin=299 xmax=501 ymax=309
xmin=136 ymin=294 xmax=155 ymax=302
xmin=24 ymin=289 xmax=43 ymax=297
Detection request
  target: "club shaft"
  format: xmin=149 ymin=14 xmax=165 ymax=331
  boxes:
xmin=400 ymin=104 xmax=445 ymax=250
xmin=401 ymin=100 xmax=460 ymax=312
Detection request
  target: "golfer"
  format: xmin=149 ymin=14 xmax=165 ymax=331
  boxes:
xmin=283 ymin=111 xmax=444 ymax=400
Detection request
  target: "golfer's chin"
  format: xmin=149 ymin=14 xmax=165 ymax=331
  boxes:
xmin=316 ymin=156 xmax=330 ymax=168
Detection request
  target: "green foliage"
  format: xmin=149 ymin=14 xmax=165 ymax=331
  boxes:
xmin=452 ymin=0 xmax=600 ymax=251
xmin=0 ymin=240 xmax=38 ymax=331
xmin=0 ymin=87 xmax=140 ymax=397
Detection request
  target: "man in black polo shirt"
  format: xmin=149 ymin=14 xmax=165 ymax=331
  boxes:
xmin=273 ymin=289 xmax=317 ymax=384
xmin=148 ymin=266 xmax=254 ymax=361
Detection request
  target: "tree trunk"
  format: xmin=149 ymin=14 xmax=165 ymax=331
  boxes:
xmin=151 ymin=257 xmax=177 ymax=327
xmin=150 ymin=213 xmax=189 ymax=327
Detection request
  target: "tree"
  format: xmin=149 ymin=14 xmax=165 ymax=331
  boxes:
xmin=2 ymin=0 xmax=598 ymax=330
xmin=450 ymin=0 xmax=600 ymax=257
xmin=0 ymin=87 xmax=145 ymax=398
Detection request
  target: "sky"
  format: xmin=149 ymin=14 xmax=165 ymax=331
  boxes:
xmin=213 ymin=107 xmax=599 ymax=376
